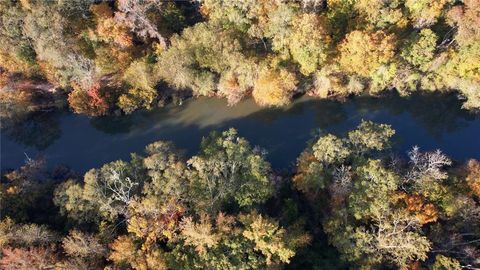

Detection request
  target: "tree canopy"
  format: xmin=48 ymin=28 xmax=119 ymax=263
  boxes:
xmin=1 ymin=0 xmax=480 ymax=121
xmin=1 ymin=124 xmax=479 ymax=269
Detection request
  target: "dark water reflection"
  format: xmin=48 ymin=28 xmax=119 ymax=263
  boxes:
xmin=3 ymin=111 xmax=63 ymax=151
xmin=2 ymin=92 xmax=479 ymax=172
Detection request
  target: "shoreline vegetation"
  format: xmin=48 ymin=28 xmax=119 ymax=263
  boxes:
xmin=1 ymin=0 xmax=479 ymax=122
xmin=1 ymin=122 xmax=479 ymax=269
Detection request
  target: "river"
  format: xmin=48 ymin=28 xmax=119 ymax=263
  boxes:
xmin=1 ymin=92 xmax=479 ymax=172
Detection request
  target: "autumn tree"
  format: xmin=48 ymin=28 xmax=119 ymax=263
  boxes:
xmin=98 ymin=129 xmax=309 ymax=269
xmin=0 ymin=1 xmax=38 ymax=75
xmin=293 ymin=123 xmax=443 ymax=268
xmin=118 ymin=59 xmax=158 ymax=114
xmin=438 ymin=0 xmax=480 ymax=109
xmin=446 ymin=0 xmax=480 ymax=47
xmin=56 ymin=230 xmax=107 ymax=269
xmin=406 ymin=0 xmax=448 ymax=28
xmin=252 ymin=67 xmax=298 ymax=107
xmin=431 ymin=255 xmax=462 ymax=270
xmin=109 ymin=234 xmax=168 ymax=270
xmin=287 ymin=13 xmax=330 ymax=75
xmin=465 ymin=159 xmax=480 ymax=197
xmin=0 ymin=157 xmax=58 ymax=223
xmin=0 ymin=247 xmax=57 ymax=270
xmin=1 ymin=0 xmax=480 ymax=115
xmin=169 ymin=211 xmax=310 ymax=270
xmin=354 ymin=0 xmax=406 ymax=29
xmin=88 ymin=2 xmax=134 ymax=75
xmin=22 ymin=1 xmax=95 ymax=88
xmin=115 ymin=0 xmax=167 ymax=46
xmin=200 ymin=0 xmax=278 ymax=38
xmin=0 ymin=218 xmax=57 ymax=248
xmin=68 ymin=82 xmax=112 ymax=117
xmin=338 ymin=30 xmax=396 ymax=77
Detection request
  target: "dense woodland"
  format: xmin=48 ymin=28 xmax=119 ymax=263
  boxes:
xmin=1 ymin=122 xmax=480 ymax=269
xmin=1 ymin=0 xmax=480 ymax=269
xmin=0 ymin=0 xmax=479 ymax=121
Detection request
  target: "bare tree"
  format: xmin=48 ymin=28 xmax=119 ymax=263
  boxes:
xmin=115 ymin=0 xmax=167 ymax=47
xmin=62 ymin=230 xmax=107 ymax=259
xmin=405 ymin=146 xmax=452 ymax=184
xmin=330 ymin=165 xmax=352 ymax=198
xmin=369 ymin=211 xmax=431 ymax=268
xmin=298 ymin=0 xmax=325 ymax=11
xmin=85 ymin=163 xmax=141 ymax=220
xmin=97 ymin=168 xmax=139 ymax=217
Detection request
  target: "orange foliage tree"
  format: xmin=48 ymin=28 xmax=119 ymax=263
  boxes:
xmin=67 ymin=82 xmax=111 ymax=116
xmin=0 ymin=247 xmax=57 ymax=270
xmin=466 ymin=159 xmax=480 ymax=197
xmin=252 ymin=68 xmax=297 ymax=107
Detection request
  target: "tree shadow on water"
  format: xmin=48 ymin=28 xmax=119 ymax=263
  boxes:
xmin=352 ymin=92 xmax=477 ymax=139
xmin=3 ymin=111 xmax=63 ymax=150
xmin=3 ymin=92 xmax=478 ymax=171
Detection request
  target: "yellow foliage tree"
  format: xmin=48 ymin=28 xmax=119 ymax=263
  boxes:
xmin=109 ymin=235 xmax=167 ymax=270
xmin=240 ymin=212 xmax=309 ymax=265
xmin=338 ymin=30 xmax=396 ymax=77
xmin=252 ymin=67 xmax=297 ymax=107
xmin=354 ymin=0 xmax=407 ymax=29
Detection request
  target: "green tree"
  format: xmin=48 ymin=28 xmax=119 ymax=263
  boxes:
xmin=142 ymin=141 xmax=188 ymax=201
xmin=156 ymin=23 xmax=246 ymax=97
xmin=401 ymin=29 xmax=438 ymax=71
xmin=347 ymin=120 xmax=395 ymax=154
xmin=312 ymin=134 xmax=350 ymax=165
xmin=54 ymin=155 xmax=146 ymax=223
xmin=118 ymin=87 xmax=157 ymax=114
xmin=169 ymin=211 xmax=309 ymax=270
xmin=322 ymin=160 xmax=432 ymax=269
xmin=293 ymin=121 xmax=394 ymax=201
xmin=240 ymin=212 xmax=309 ymax=265
xmin=187 ymin=129 xmax=274 ymax=213
xmin=287 ymin=13 xmax=330 ymax=75
xmin=431 ymin=255 xmax=462 ymax=270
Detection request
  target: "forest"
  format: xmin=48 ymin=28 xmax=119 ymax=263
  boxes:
xmin=1 ymin=122 xmax=480 ymax=269
xmin=0 ymin=0 xmax=479 ymax=121
xmin=1 ymin=0 xmax=480 ymax=269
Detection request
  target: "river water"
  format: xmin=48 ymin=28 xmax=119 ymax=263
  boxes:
xmin=2 ymin=93 xmax=479 ymax=172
